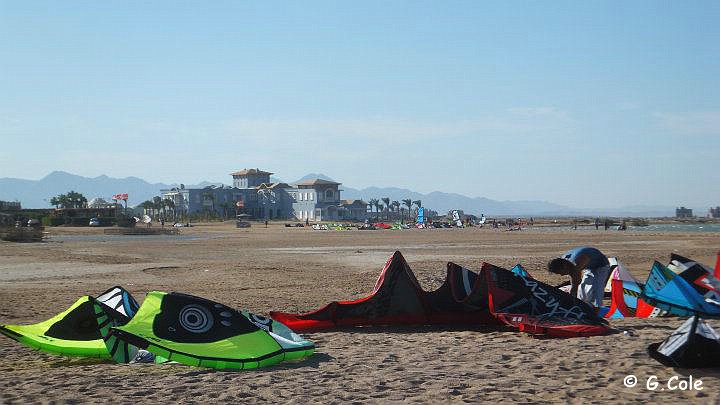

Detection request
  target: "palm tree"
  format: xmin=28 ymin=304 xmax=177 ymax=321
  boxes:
xmin=219 ymin=201 xmax=230 ymax=220
xmin=402 ymin=199 xmax=412 ymax=221
xmin=368 ymin=198 xmax=379 ymax=220
xmin=163 ymin=198 xmax=176 ymax=221
xmin=391 ymin=201 xmax=400 ymax=220
xmin=381 ymin=198 xmax=391 ymax=220
xmin=152 ymin=196 xmax=163 ymax=220
xmin=201 ymin=192 xmax=216 ymax=218
xmin=139 ymin=200 xmax=154 ymax=217
xmin=372 ymin=201 xmax=379 ymax=221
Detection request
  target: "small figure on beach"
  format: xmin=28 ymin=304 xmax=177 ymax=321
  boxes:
xmin=594 ymin=217 xmax=600 ymax=230
xmin=547 ymin=246 xmax=611 ymax=308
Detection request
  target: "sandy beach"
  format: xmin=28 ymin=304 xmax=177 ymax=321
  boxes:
xmin=1 ymin=222 xmax=719 ymax=403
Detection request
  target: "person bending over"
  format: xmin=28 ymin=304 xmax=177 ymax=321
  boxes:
xmin=547 ymin=246 xmax=611 ymax=308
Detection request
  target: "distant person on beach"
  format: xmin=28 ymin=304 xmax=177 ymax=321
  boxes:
xmin=595 ymin=218 xmax=600 ymax=230
xmin=547 ymin=246 xmax=611 ymax=308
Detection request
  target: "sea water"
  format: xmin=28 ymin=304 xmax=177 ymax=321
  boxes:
xmin=628 ymin=223 xmax=720 ymax=233
xmin=48 ymin=234 xmax=222 ymax=242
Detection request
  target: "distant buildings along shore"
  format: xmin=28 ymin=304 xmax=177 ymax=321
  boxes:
xmin=160 ymin=169 xmax=368 ymax=221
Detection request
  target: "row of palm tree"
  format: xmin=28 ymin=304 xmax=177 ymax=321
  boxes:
xmin=141 ymin=192 xmax=237 ymax=222
xmin=367 ymin=198 xmax=422 ymax=222
xmin=139 ymin=196 xmax=177 ymax=220
xmin=198 ymin=192 xmax=234 ymax=220
xmin=203 ymin=192 xmax=239 ymax=219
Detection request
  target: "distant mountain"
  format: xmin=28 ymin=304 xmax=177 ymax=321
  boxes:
xmin=0 ymin=171 xmax=679 ymax=216
xmin=0 ymin=171 xmax=179 ymax=208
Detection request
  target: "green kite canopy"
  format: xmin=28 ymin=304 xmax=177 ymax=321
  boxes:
xmin=107 ymin=292 xmax=315 ymax=370
xmin=1 ymin=288 xmax=313 ymax=370
xmin=1 ymin=296 xmax=108 ymax=358
xmin=0 ymin=287 xmax=138 ymax=358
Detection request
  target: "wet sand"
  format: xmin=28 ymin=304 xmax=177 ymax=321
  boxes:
xmin=1 ymin=222 xmax=719 ymax=403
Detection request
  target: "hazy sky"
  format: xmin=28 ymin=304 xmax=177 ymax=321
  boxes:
xmin=1 ymin=1 xmax=718 ymax=209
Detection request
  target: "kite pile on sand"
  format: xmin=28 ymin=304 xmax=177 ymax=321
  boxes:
xmin=0 ymin=288 xmax=314 ymax=370
xmin=2 ymin=252 xmax=719 ymax=370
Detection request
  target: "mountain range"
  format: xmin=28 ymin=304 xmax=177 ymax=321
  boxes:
xmin=0 ymin=171 xmax=678 ymax=217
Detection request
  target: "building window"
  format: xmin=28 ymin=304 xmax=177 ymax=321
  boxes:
xmin=325 ymin=189 xmax=334 ymax=200
xmin=309 ymin=209 xmax=314 ymax=219
xmin=309 ymin=193 xmax=314 ymax=201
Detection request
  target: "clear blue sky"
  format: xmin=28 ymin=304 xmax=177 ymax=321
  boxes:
xmin=1 ymin=1 xmax=718 ymax=209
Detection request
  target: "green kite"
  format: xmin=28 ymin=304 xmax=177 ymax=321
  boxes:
xmin=1 ymin=288 xmax=314 ymax=369
xmin=107 ymin=292 xmax=315 ymax=369
xmin=0 ymin=287 xmax=139 ymax=358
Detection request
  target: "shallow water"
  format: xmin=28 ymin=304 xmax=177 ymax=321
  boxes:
xmin=629 ymin=223 xmax=720 ymax=233
xmin=522 ymin=223 xmax=720 ymax=233
xmin=48 ymin=234 xmax=220 ymax=242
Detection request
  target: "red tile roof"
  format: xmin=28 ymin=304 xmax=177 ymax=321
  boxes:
xmin=230 ymin=168 xmax=274 ymax=176
xmin=295 ymin=178 xmax=341 ymax=186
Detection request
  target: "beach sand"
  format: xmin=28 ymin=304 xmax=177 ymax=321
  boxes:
xmin=1 ymin=222 xmax=719 ymax=403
